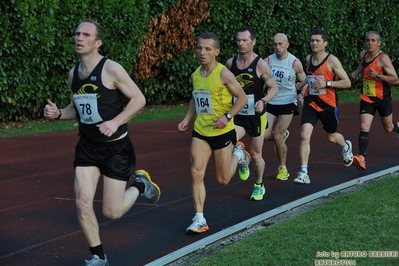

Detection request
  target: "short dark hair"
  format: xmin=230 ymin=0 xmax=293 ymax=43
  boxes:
xmin=365 ymin=30 xmax=381 ymax=41
xmin=198 ymin=32 xmax=220 ymax=49
xmin=311 ymin=28 xmax=328 ymax=41
xmin=237 ymin=26 xmax=257 ymax=40
xmin=82 ymin=19 xmax=104 ymax=41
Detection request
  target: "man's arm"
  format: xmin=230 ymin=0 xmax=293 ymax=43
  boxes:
xmin=294 ymin=58 xmax=307 ymax=85
xmin=259 ymin=60 xmax=278 ymax=103
xmin=44 ymin=68 xmax=77 ymax=120
xmin=221 ymin=67 xmax=247 ymax=116
xmin=178 ymin=95 xmax=195 ymax=132
xmin=377 ymin=54 xmax=399 ymax=85
xmin=329 ymin=55 xmax=351 ymax=89
xmin=350 ymin=50 xmax=366 ymax=80
xmin=296 ymin=55 xmax=310 ymax=96
xmin=103 ymin=60 xmax=146 ymax=134
xmin=225 ymin=57 xmax=233 ymax=70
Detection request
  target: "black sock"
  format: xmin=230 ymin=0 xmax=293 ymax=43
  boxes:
xmin=131 ymin=182 xmax=145 ymax=194
xmin=359 ymin=131 xmax=368 ymax=157
xmin=90 ymin=244 xmax=105 ymax=260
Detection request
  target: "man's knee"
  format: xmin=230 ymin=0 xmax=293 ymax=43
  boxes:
xmin=76 ymin=195 xmax=94 ymax=216
xmin=103 ymin=207 xmax=123 ymax=220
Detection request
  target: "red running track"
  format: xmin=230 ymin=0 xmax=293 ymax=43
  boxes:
xmin=1 ymin=101 xmax=398 ymax=265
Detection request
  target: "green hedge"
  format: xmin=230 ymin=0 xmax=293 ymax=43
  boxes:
xmin=0 ymin=0 xmax=150 ymax=121
xmin=1 ymin=0 xmax=398 ymax=121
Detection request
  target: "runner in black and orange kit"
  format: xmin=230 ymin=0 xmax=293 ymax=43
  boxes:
xmin=295 ymin=28 xmax=353 ymax=184
xmin=350 ymin=30 xmax=399 ymax=171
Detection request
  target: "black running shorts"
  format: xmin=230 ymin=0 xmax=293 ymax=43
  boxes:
xmin=359 ymin=98 xmax=392 ymax=117
xmin=234 ymin=113 xmax=266 ymax=137
xmin=301 ymin=104 xmax=338 ymax=134
xmin=192 ymin=129 xmax=237 ymax=150
xmin=74 ymin=135 xmax=136 ymax=181
xmin=266 ymin=103 xmax=299 ymax=116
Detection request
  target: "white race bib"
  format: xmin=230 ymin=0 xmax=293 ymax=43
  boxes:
xmin=73 ymin=94 xmax=103 ymax=124
xmin=308 ymin=75 xmax=327 ymax=95
xmin=234 ymin=94 xmax=255 ymax=115
xmin=193 ymin=91 xmax=214 ymax=115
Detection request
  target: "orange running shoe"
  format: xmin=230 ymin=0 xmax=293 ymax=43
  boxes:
xmin=352 ymin=154 xmax=366 ymax=171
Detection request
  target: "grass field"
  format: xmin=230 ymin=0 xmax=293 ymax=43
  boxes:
xmin=192 ymin=174 xmax=399 ymax=266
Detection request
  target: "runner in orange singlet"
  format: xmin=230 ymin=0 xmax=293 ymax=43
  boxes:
xmin=294 ymin=29 xmax=353 ymax=184
xmin=350 ymin=30 xmax=399 ymax=171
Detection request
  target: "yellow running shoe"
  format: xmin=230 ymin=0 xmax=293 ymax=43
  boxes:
xmin=234 ymin=141 xmax=251 ymax=181
xmin=250 ymin=183 xmax=265 ymax=201
xmin=276 ymin=166 xmax=290 ymax=181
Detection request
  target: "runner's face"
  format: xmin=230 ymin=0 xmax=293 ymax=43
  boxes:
xmin=196 ymin=38 xmax=219 ymax=65
xmin=310 ymin=34 xmax=326 ymax=53
xmin=75 ymin=22 xmax=102 ymax=55
xmin=236 ymin=30 xmax=254 ymax=54
xmin=273 ymin=36 xmax=289 ymax=57
xmin=365 ymin=33 xmax=381 ymax=52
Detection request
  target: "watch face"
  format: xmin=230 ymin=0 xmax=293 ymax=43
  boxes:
xmin=327 ymin=81 xmax=332 ymax=87
xmin=226 ymin=113 xmax=232 ymax=120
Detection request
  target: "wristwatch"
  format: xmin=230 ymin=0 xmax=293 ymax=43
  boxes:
xmin=377 ymin=74 xmax=382 ymax=79
xmin=224 ymin=113 xmax=232 ymax=121
xmin=326 ymin=80 xmax=332 ymax=87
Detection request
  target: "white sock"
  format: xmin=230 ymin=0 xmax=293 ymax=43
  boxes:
xmin=195 ymin=212 xmax=204 ymax=220
xmin=301 ymin=165 xmax=308 ymax=173
xmin=343 ymin=141 xmax=349 ymax=152
xmin=233 ymin=148 xmax=243 ymax=161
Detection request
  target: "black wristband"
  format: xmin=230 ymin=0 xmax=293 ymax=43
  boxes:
xmin=55 ymin=109 xmax=62 ymax=120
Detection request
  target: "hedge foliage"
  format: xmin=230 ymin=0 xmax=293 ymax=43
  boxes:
xmin=0 ymin=0 xmax=150 ymax=121
xmin=1 ymin=0 xmax=399 ymax=121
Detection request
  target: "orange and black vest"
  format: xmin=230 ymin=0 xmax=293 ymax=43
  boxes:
xmin=305 ymin=54 xmax=337 ymax=112
xmin=361 ymin=52 xmax=391 ymax=103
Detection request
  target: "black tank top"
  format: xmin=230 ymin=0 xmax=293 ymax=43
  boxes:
xmin=71 ymin=57 xmax=127 ymax=142
xmin=230 ymin=55 xmax=265 ymax=116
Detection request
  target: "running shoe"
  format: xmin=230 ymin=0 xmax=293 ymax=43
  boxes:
xmin=274 ymin=129 xmax=290 ymax=153
xmin=276 ymin=166 xmax=290 ymax=181
xmin=250 ymin=183 xmax=265 ymax=201
xmin=352 ymin=154 xmax=366 ymax=171
xmin=294 ymin=171 xmax=310 ymax=184
xmin=186 ymin=217 xmax=209 ymax=234
xmin=234 ymin=141 xmax=251 ymax=181
xmin=85 ymin=255 xmax=109 ymax=266
xmin=134 ymin=170 xmax=161 ymax=204
xmin=342 ymin=140 xmax=353 ymax=166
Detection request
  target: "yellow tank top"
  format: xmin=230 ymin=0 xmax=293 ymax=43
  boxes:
xmin=193 ymin=63 xmax=235 ymax=136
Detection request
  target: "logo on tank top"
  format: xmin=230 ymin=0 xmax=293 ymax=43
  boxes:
xmin=236 ymin=73 xmax=254 ymax=89
xmin=77 ymin=84 xmax=100 ymax=98
xmin=90 ymin=76 xmax=97 ymax=81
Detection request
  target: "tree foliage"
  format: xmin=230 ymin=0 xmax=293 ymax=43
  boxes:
xmin=1 ymin=0 xmax=398 ymax=121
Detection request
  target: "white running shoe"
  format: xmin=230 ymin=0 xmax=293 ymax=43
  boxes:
xmin=186 ymin=217 xmax=209 ymax=234
xmin=85 ymin=255 xmax=109 ymax=266
xmin=342 ymin=140 xmax=353 ymax=166
xmin=294 ymin=171 xmax=310 ymax=184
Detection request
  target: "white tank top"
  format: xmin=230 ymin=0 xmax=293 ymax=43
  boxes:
xmin=266 ymin=53 xmax=298 ymax=105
